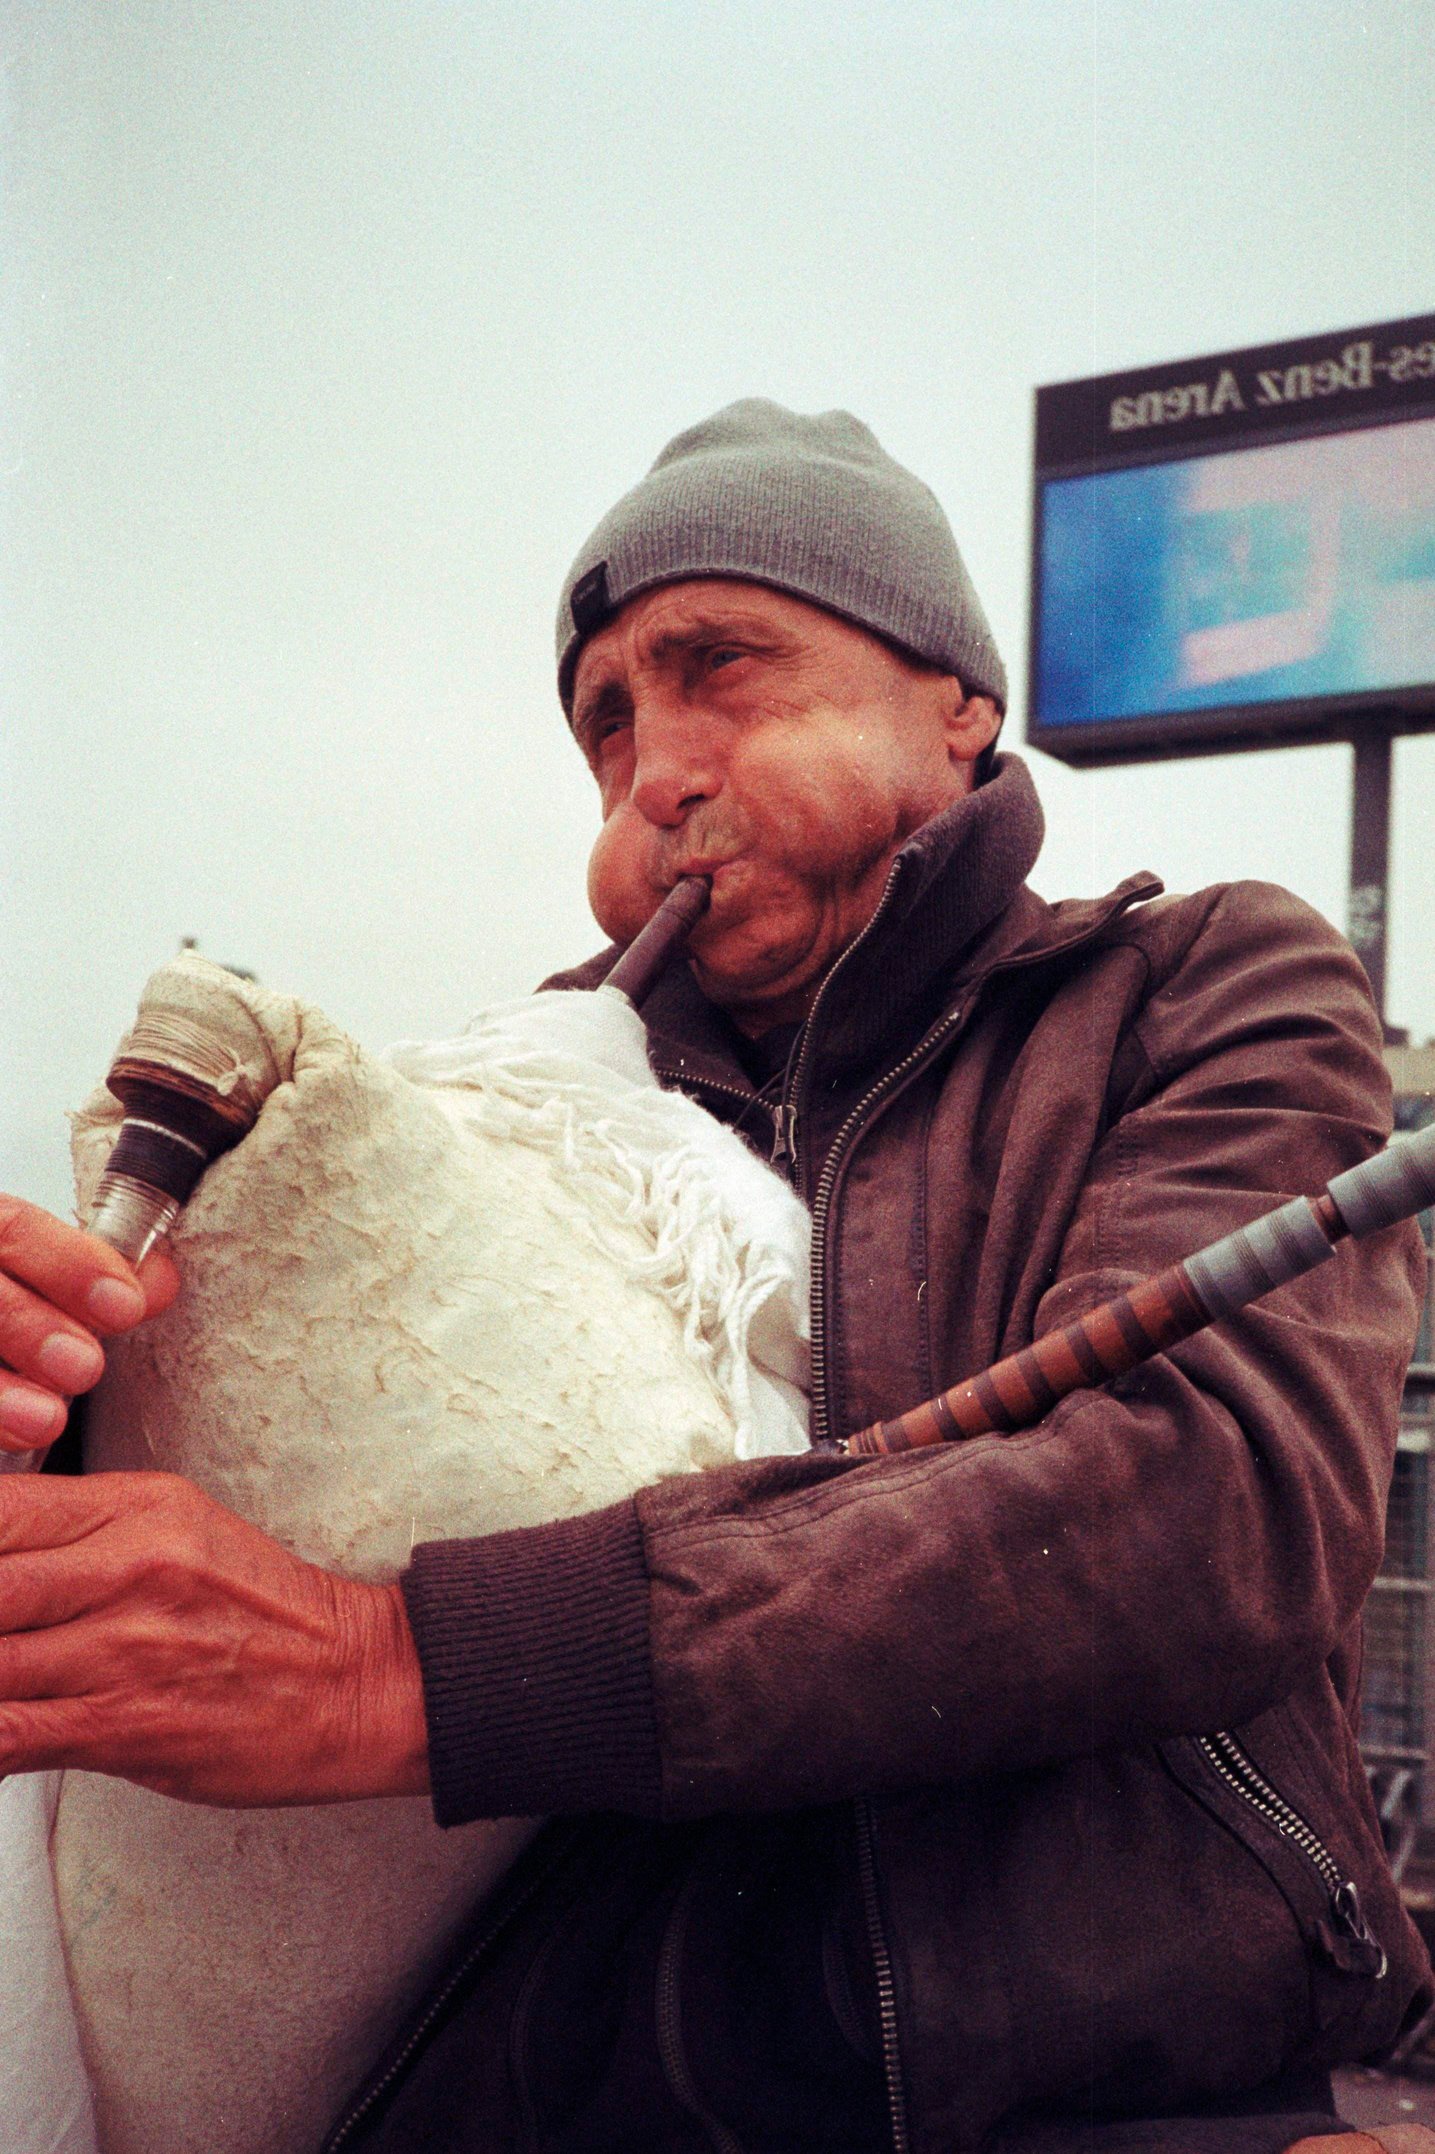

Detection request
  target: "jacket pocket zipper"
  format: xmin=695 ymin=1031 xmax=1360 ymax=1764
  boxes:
xmin=654 ymin=1868 xmax=749 ymax=2154
xmin=856 ymin=1796 xmax=912 ymax=2154
xmin=1194 ymin=1730 xmax=1388 ymax=1979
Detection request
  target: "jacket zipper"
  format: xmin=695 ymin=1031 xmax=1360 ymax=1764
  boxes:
xmin=856 ymin=1796 xmax=914 ymax=2154
xmin=320 ymin=1831 xmax=579 ymax=2152
xmin=1194 ymin=1731 xmax=1388 ymax=1977
xmin=655 ymin=1869 xmax=749 ymax=2154
xmin=777 ymin=863 xmax=905 ymax=1200
xmin=772 ymin=1099 xmax=799 ymax=1169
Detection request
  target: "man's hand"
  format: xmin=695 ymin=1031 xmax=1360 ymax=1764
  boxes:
xmin=0 ymin=1194 xmax=180 ymax=1454
xmin=0 ymin=1196 xmax=430 ymax=1804
xmin=0 ymin=1469 xmax=431 ymax=1804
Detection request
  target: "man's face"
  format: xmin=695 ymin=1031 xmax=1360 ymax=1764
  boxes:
xmin=571 ymin=579 xmax=1000 ymax=1033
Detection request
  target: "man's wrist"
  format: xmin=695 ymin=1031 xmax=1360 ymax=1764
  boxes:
xmin=329 ymin=1577 xmax=431 ymax=1799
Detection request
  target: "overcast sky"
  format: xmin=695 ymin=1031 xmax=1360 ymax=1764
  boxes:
xmin=3 ymin=0 xmax=1433 ymax=1220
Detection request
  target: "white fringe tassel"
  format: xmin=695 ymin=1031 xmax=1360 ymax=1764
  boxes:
xmin=386 ymin=989 xmax=811 ymax=1460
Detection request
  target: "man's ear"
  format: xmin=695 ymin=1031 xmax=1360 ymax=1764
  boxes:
xmin=943 ymin=690 xmax=1003 ymax=772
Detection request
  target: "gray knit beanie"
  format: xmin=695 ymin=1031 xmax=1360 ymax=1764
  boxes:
xmin=555 ymin=398 xmax=1006 ymax=713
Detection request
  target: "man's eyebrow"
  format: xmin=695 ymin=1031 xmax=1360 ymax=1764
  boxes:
xmin=645 ymin=615 xmax=789 ymax=662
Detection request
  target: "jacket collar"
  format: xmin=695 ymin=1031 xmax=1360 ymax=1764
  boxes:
xmin=546 ymin=756 xmax=1161 ymax=1098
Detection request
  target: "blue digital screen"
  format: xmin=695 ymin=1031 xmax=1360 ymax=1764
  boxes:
xmin=1035 ymin=417 xmax=1435 ymax=729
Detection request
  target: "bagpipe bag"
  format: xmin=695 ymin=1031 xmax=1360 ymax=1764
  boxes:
xmin=39 ymin=953 xmax=810 ymax=2154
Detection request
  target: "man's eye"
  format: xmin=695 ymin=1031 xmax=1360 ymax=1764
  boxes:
xmin=706 ymin=646 xmax=745 ymax=671
xmin=582 ymin=713 xmax=629 ymax=754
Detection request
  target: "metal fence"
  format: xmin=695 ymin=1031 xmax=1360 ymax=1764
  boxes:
xmin=1360 ymin=1074 xmax=1435 ymax=1881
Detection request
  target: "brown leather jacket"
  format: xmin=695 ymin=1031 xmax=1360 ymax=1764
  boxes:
xmin=368 ymin=756 xmax=1430 ymax=2153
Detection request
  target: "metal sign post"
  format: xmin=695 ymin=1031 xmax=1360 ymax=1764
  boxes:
xmin=1348 ymin=726 xmax=1399 ymax=1038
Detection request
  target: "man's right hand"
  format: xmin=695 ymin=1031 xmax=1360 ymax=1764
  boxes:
xmin=0 ymin=1197 xmax=180 ymax=1456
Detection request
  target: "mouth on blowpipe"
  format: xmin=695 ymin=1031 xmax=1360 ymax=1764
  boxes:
xmin=600 ymin=876 xmax=712 ymax=1009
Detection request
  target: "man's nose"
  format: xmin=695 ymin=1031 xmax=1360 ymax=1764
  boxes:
xmin=628 ymin=702 xmax=722 ymax=828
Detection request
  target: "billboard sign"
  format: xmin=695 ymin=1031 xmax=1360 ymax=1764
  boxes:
xmin=1028 ymin=314 xmax=1435 ymax=766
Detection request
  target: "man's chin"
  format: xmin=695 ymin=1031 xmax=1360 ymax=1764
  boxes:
xmin=687 ymin=940 xmax=827 ymax=1031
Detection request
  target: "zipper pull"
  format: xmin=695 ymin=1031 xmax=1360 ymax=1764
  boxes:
xmin=1317 ymin=1880 xmax=1388 ymax=1979
xmin=770 ymin=1101 xmax=798 ymax=1169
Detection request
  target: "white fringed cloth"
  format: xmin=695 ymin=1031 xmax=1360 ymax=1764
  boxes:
xmin=1 ymin=958 xmax=809 ymax=2154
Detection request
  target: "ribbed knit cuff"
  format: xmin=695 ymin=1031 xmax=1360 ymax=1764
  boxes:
xmin=401 ymin=1498 xmax=662 ymax=1829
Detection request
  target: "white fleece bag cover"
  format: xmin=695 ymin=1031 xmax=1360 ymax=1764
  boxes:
xmin=44 ymin=955 xmax=809 ymax=2154
xmin=0 ymin=1774 xmax=97 ymax=2154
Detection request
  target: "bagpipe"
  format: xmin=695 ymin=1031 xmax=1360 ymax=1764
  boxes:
xmin=8 ymin=873 xmax=1431 ymax=2154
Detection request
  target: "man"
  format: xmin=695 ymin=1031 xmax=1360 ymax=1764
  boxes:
xmin=0 ymin=399 xmax=1430 ymax=2152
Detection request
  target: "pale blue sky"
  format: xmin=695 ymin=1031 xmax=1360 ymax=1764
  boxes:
xmin=4 ymin=0 xmax=1432 ymax=1215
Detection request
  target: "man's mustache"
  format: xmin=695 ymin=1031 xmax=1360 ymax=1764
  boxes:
xmin=650 ymin=812 xmax=746 ymax=886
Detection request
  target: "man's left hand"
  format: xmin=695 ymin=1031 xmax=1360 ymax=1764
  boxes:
xmin=0 ymin=1470 xmax=430 ymax=1805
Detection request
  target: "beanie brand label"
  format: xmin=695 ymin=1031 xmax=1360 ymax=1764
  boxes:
xmin=570 ymin=562 xmax=613 ymax=638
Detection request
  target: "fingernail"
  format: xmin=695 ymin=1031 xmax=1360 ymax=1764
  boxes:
xmin=87 ymin=1277 xmax=147 ymax=1328
xmin=37 ymin=1333 xmax=105 ymax=1393
xmin=0 ymin=1387 xmax=64 ymax=1445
